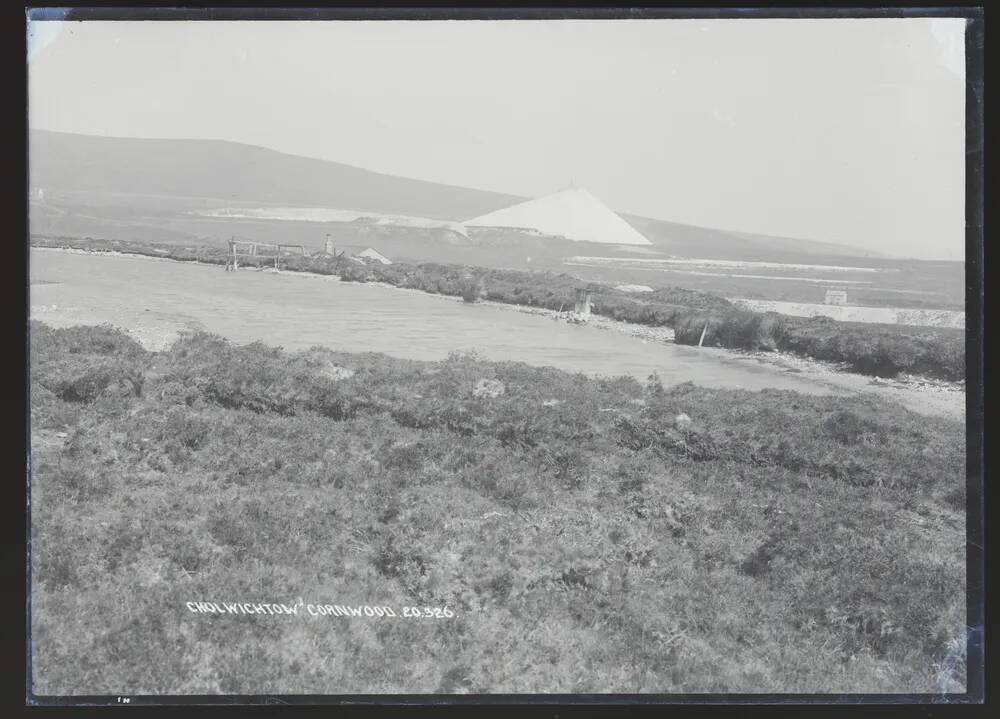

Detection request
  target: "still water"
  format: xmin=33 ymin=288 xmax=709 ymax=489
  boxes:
xmin=30 ymin=250 xmax=841 ymax=394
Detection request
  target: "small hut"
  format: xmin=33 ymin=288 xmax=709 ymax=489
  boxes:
xmin=824 ymin=289 xmax=848 ymax=306
xmin=351 ymin=247 xmax=392 ymax=265
xmin=323 ymin=244 xmax=393 ymax=266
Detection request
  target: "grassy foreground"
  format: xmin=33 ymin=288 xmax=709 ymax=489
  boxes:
xmin=28 ymin=322 xmax=966 ymax=695
xmin=33 ymin=235 xmax=964 ymax=381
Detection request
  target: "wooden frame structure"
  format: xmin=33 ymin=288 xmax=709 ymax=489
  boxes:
xmin=225 ymin=239 xmax=305 ymax=272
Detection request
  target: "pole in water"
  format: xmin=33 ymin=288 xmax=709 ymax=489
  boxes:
xmin=698 ymin=321 xmax=708 ymax=347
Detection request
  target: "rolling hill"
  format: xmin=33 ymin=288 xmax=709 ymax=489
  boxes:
xmin=29 ymin=129 xmax=523 ymax=221
xmin=29 ymin=129 xmax=881 ymax=260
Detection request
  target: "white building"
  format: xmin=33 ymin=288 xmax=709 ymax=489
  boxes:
xmin=348 ymin=247 xmax=392 ymax=265
xmin=825 ymin=290 xmax=848 ymax=305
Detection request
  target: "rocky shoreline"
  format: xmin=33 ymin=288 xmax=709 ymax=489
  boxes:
xmin=477 ymin=299 xmax=677 ymax=343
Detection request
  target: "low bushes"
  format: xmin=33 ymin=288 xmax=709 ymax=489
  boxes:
xmin=30 ymin=323 xmax=150 ymax=403
xmin=674 ymin=309 xmax=964 ymax=381
xmin=29 ymin=323 xmax=966 ymax=694
xmin=32 ymin=235 xmax=727 ymax=322
xmin=778 ymin=316 xmax=965 ymax=380
xmin=674 ymin=310 xmax=785 ymax=351
xmin=33 ymin=236 xmax=964 ymax=381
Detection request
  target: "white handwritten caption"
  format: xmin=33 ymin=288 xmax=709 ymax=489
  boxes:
xmin=185 ymin=601 xmax=454 ymax=619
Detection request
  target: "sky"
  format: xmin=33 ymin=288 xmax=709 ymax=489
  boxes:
xmin=27 ymin=18 xmax=966 ymax=260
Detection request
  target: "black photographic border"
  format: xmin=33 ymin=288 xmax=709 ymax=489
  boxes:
xmin=12 ymin=2 xmax=986 ymax=709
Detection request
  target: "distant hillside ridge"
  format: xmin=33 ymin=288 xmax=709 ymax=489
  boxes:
xmin=29 ymin=129 xmax=524 ymax=221
xmin=30 ymin=129 xmax=881 ymax=258
xmin=621 ymin=214 xmax=884 ymax=260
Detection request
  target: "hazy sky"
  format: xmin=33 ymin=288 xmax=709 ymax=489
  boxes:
xmin=28 ymin=18 xmax=966 ymax=260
